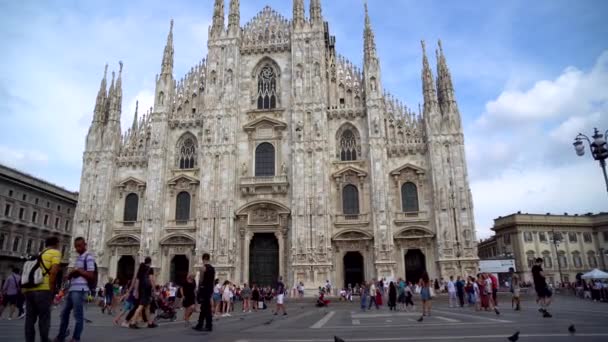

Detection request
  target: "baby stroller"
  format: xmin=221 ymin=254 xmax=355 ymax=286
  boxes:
xmin=152 ymin=296 xmax=177 ymax=321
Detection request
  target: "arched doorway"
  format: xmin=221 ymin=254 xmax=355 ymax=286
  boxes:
xmin=249 ymin=233 xmax=279 ymax=288
xmin=404 ymin=249 xmax=426 ymax=283
xmin=116 ymin=255 xmax=135 ymax=286
xmin=343 ymin=252 xmax=364 ymax=288
xmin=170 ymin=255 xmax=189 ymax=286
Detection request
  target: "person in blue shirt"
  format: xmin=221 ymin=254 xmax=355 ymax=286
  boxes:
xmin=55 ymin=237 xmax=96 ymax=342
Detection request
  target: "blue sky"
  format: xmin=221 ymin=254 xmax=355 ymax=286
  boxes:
xmin=1 ymin=0 xmax=607 ymax=239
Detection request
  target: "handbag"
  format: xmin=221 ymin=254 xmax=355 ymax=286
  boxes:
xmin=429 ymin=287 xmax=435 ymax=298
xmin=258 ymin=301 xmax=264 ymax=309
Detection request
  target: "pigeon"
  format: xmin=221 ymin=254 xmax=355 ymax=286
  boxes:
xmin=263 ymin=319 xmax=273 ymax=325
xmin=568 ymin=324 xmax=576 ymax=334
xmin=507 ymin=331 xmax=519 ymax=342
xmin=417 ymin=316 xmax=423 ymax=322
xmin=334 ymin=336 xmax=346 ymax=342
xmin=495 ymin=308 xmax=501 ymax=315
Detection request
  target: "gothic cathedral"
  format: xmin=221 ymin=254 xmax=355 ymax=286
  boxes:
xmin=74 ymin=0 xmax=479 ymax=289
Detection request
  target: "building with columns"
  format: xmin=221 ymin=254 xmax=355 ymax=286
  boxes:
xmin=479 ymin=212 xmax=608 ymax=285
xmin=0 ymin=164 xmax=77 ymax=285
xmin=73 ymin=0 xmax=479 ymax=289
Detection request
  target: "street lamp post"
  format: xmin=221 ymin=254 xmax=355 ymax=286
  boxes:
xmin=573 ymin=127 xmax=608 ymax=195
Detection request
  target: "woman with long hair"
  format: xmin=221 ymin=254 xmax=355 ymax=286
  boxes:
xmin=212 ymin=279 xmax=222 ymax=317
xmin=251 ymin=284 xmax=260 ymax=312
xmin=181 ymin=274 xmax=196 ymax=326
xmin=241 ymin=283 xmax=252 ymax=313
xmin=418 ymin=272 xmax=432 ymax=319
xmin=128 ymin=257 xmax=157 ymax=329
xmin=221 ymin=280 xmax=232 ymax=317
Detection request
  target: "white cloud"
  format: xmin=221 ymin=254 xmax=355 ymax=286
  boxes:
xmin=476 ymin=51 xmax=608 ymax=128
xmin=469 ymin=50 xmax=608 ymax=238
xmin=0 ymin=145 xmax=49 ymax=169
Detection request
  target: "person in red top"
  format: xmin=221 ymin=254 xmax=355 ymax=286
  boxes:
xmin=489 ymin=273 xmax=499 ymax=306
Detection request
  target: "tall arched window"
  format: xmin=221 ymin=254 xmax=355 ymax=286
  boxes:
xmin=572 ymin=251 xmax=582 ymax=268
xmin=255 ymin=143 xmax=275 ymax=177
xmin=588 ymin=251 xmax=598 ymax=267
xmin=175 ymin=192 xmax=191 ymax=223
xmin=340 ymin=130 xmax=358 ymax=161
xmin=177 ymin=135 xmax=197 ymax=169
xmin=542 ymin=251 xmax=552 ymax=268
xmin=526 ymin=251 xmax=536 ymax=268
xmin=123 ymin=193 xmax=139 ymax=222
xmin=342 ymin=184 xmax=360 ymax=216
xmin=558 ymin=251 xmax=567 ymax=268
xmin=401 ymin=182 xmax=419 ymax=212
xmin=257 ymin=65 xmax=277 ymax=109
xmin=12 ymin=237 xmax=20 ymax=252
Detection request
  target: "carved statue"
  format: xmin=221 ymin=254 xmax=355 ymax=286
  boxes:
xmin=241 ymin=163 xmax=248 ymax=176
xmin=281 ymin=162 xmax=288 ymax=175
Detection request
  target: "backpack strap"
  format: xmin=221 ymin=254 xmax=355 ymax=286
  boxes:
xmin=38 ymin=249 xmax=51 ymax=276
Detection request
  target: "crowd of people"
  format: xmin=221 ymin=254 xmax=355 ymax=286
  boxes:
xmin=4 ymin=234 xmax=607 ymax=341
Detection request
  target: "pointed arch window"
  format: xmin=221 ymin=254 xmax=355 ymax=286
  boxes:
xmin=177 ymin=135 xmax=197 ymax=169
xmin=255 ymin=143 xmax=275 ymax=177
xmin=401 ymin=182 xmax=419 ymax=212
xmin=342 ymin=184 xmax=360 ymax=216
xmin=340 ymin=130 xmax=358 ymax=161
xmin=175 ymin=192 xmax=191 ymax=223
xmin=123 ymin=193 xmax=139 ymax=222
xmin=257 ymin=65 xmax=277 ymax=109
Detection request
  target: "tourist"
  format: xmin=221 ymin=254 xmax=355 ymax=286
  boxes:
xmin=193 ymin=253 xmax=215 ymax=332
xmin=325 ymin=279 xmax=332 ymax=295
xmin=404 ymin=281 xmax=415 ymax=311
xmin=128 ymin=257 xmax=157 ymax=329
xmin=509 ymin=267 xmax=521 ymax=311
xmin=168 ymin=282 xmax=177 ymax=305
xmin=531 ymin=257 xmax=553 ymax=317
xmin=55 ymin=237 xmax=97 ymax=342
xmin=456 ymin=276 xmax=465 ymax=308
xmin=112 ymin=285 xmax=134 ymax=327
xmin=388 ymin=281 xmax=397 ymax=311
xmin=221 ymin=280 xmax=232 ymax=317
xmin=274 ymin=276 xmax=287 ymax=316
xmin=102 ymin=278 xmax=114 ymax=315
xmin=419 ymin=272 xmax=432 ymax=317
xmin=251 ymin=284 xmax=260 ymax=312
xmin=360 ymin=284 xmax=368 ymax=311
xmin=213 ymin=279 xmax=222 ymax=317
xmin=397 ymin=279 xmax=406 ymax=311
xmin=489 ymin=272 xmax=499 ymax=307
xmin=447 ymin=276 xmax=457 ymax=308
xmin=241 ymin=283 xmax=252 ymax=313
xmin=1 ymin=266 xmax=21 ymax=320
xmin=368 ymin=281 xmax=378 ymax=310
xmin=23 ymin=237 xmax=62 ymax=342
xmin=181 ymin=274 xmax=196 ymax=326
xmin=297 ymin=281 xmax=304 ymax=298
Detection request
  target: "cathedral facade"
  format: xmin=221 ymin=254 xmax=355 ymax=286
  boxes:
xmin=74 ymin=0 xmax=479 ymax=289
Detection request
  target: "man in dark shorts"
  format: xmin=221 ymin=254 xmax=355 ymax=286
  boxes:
xmin=193 ymin=253 xmax=215 ymax=332
xmin=531 ymin=257 xmax=552 ymax=317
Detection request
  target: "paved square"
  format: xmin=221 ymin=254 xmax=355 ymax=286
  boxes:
xmin=2 ymin=294 xmax=608 ymax=341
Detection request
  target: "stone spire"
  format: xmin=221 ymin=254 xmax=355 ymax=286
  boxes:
xmin=104 ymin=70 xmax=115 ymax=122
xmin=161 ymin=19 xmax=174 ymax=76
xmin=435 ymin=39 xmax=458 ymax=115
xmin=293 ymin=0 xmax=305 ymax=27
xmin=211 ymin=0 xmax=225 ymax=37
xmin=109 ymin=61 xmax=123 ymax=121
xmin=363 ymin=1 xmax=377 ymax=64
xmin=310 ymin=0 xmax=322 ymax=24
xmin=132 ymin=100 xmax=139 ymax=132
xmin=421 ymin=40 xmax=438 ymax=116
xmin=228 ymin=0 xmax=240 ymax=33
xmin=93 ymin=64 xmax=108 ymax=122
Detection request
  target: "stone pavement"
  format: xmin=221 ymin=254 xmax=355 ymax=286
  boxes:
xmin=2 ymin=293 xmax=608 ymax=341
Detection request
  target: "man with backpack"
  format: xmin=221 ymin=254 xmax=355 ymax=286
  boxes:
xmin=55 ymin=237 xmax=97 ymax=342
xmin=22 ymin=236 xmax=62 ymax=342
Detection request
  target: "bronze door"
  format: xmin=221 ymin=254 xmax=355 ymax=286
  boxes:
xmin=344 ymin=251 xmax=364 ymax=288
xmin=405 ymin=249 xmax=426 ymax=284
xmin=249 ymin=233 xmax=279 ymax=288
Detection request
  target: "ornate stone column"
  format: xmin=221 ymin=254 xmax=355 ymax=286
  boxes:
xmin=243 ymin=231 xmax=251 ymax=284
xmin=275 ymin=230 xmax=284 ymax=278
